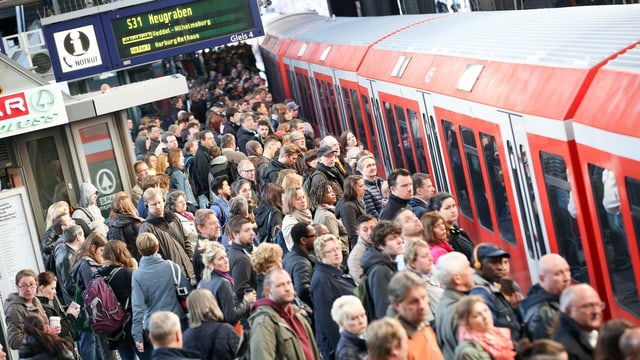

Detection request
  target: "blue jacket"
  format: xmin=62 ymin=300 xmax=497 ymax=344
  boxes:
xmin=166 ymin=166 xmax=197 ymax=205
xmin=363 ymin=177 xmax=384 ymax=218
xmin=470 ymin=274 xmax=522 ymax=341
xmin=360 ymin=247 xmax=397 ymax=320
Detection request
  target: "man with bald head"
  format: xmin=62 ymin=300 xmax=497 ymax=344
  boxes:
xmin=553 ymin=284 xmax=604 ymax=360
xmin=519 ymin=253 xmax=571 ymax=339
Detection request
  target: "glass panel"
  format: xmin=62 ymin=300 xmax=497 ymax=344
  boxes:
xmin=27 ymin=137 xmax=71 ymax=220
xmin=362 ymin=95 xmax=379 ymax=158
xmin=441 ymin=120 xmax=472 ymax=218
xmin=394 ymin=105 xmax=416 ymax=173
xmin=460 ymin=127 xmax=492 ymax=230
xmin=79 ymin=123 xmax=124 ymax=218
xmin=539 ymin=152 xmax=587 ymax=281
xmin=327 ymin=83 xmax=341 ymax=134
xmin=408 ymin=109 xmax=428 ymax=173
xmin=626 ymin=177 xmax=640 ymax=260
xmin=342 ymin=88 xmax=357 ymax=136
xmin=481 ymin=133 xmax=515 ymax=244
xmin=588 ymin=164 xmax=639 ymax=316
xmin=383 ymin=101 xmax=405 ymax=169
xmin=514 ymin=143 xmax=545 ymax=256
xmin=351 ymin=89 xmax=366 ymax=145
xmin=426 ymin=113 xmax=449 ymax=194
xmin=316 ymin=80 xmax=333 ymax=135
xmin=297 ymin=73 xmax=317 ymax=126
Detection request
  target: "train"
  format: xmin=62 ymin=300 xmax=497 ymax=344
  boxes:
xmin=258 ymin=5 xmax=640 ymax=322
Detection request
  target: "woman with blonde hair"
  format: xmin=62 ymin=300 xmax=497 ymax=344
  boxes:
xmin=144 ymin=153 xmax=157 ymax=176
xmin=107 ymin=192 xmax=143 ymax=260
xmin=281 ymin=186 xmax=313 ymax=251
xmin=183 ymin=289 xmax=240 ymax=360
xmin=41 ymin=201 xmax=71 ymax=266
xmin=155 ymin=152 xmax=169 ymax=175
xmin=250 ymin=242 xmax=283 ymax=297
xmin=421 ymin=211 xmax=453 ymax=264
xmin=404 ymin=238 xmax=442 ymax=323
xmin=166 ymin=149 xmax=197 ymax=207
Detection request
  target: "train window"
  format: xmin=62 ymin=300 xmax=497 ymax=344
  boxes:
xmin=316 ymin=80 xmax=335 ymax=135
xmin=441 ymin=120 xmax=472 ymax=219
xmin=481 ymin=133 xmax=515 ymax=244
xmin=342 ymin=88 xmax=357 ymax=136
xmin=350 ymin=89 xmax=367 ymax=145
xmin=425 ymin=113 xmax=448 ymax=194
xmin=296 ymin=73 xmax=317 ymax=127
xmin=588 ymin=164 xmax=640 ymax=317
xmin=395 ymin=106 xmax=417 ymax=173
xmin=460 ymin=127 xmax=492 ymax=230
xmin=408 ymin=109 xmax=428 ymax=173
xmin=326 ymin=81 xmax=342 ymax=134
xmin=383 ymin=101 xmax=406 ymax=169
xmin=539 ymin=152 xmax=587 ymax=281
xmin=626 ymin=177 xmax=640 ymax=258
xmin=361 ymin=95 xmax=380 ymax=161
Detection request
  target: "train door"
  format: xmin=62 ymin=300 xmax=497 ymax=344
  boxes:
xmin=358 ymin=85 xmax=386 ymax=178
xmin=363 ymin=80 xmax=394 ymax=176
xmin=338 ymin=79 xmax=379 ymax=160
xmin=289 ymin=63 xmax=322 ymax=131
xmin=314 ymin=72 xmax=343 ymax=137
xmin=419 ymin=92 xmax=450 ymax=195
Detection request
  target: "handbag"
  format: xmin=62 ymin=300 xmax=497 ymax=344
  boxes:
xmin=169 ymin=261 xmax=190 ymax=313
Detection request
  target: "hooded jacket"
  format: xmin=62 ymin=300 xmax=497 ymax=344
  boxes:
xmin=254 ymin=204 xmax=283 ymax=244
xmin=134 ymin=136 xmax=148 ymax=160
xmin=262 ymin=159 xmax=291 ymax=185
xmin=360 ymin=247 xmax=397 ymax=320
xmin=314 ymin=204 xmax=349 ymax=253
xmin=4 ymin=293 xmax=47 ymax=349
xmin=72 ymin=182 xmax=107 ymax=236
xmin=519 ymin=284 xmax=560 ymax=340
xmin=18 ymin=335 xmax=75 ymax=360
xmin=166 ymin=166 xmax=197 ymax=205
xmin=193 ymin=144 xmax=213 ymax=197
xmin=336 ymin=197 xmax=366 ymax=250
xmin=107 ymin=213 xmax=143 ymax=259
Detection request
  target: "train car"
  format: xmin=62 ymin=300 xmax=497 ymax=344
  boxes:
xmin=261 ymin=5 xmax=640 ymax=322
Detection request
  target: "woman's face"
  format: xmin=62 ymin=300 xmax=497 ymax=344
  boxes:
xmin=342 ymin=307 xmax=368 ymax=336
xmin=17 ymin=276 xmax=37 ymax=302
xmin=147 ymin=155 xmax=157 ymax=169
xmin=95 ymin=246 xmax=105 ymax=264
xmin=238 ymin=184 xmax=252 ymax=201
xmin=178 ymin=153 xmax=185 ymax=169
xmin=354 ymin=179 xmax=366 ymax=198
xmin=212 ymin=251 xmax=230 ymax=273
xmin=432 ymin=219 xmax=448 ymax=241
xmin=322 ymin=186 xmax=337 ymax=206
xmin=284 ymin=109 xmax=293 ymax=121
xmin=467 ymin=301 xmax=493 ymax=332
xmin=38 ymin=281 xmax=57 ymax=300
xmin=413 ymin=246 xmax=433 ymax=275
xmin=346 ymin=132 xmax=357 ymax=148
xmin=174 ymin=195 xmax=187 ymax=213
xmin=321 ymin=240 xmax=343 ymax=268
xmin=439 ymin=197 xmax=459 ymax=226
xmin=294 ymin=190 xmax=308 ymax=211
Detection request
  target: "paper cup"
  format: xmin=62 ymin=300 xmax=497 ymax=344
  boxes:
xmin=49 ymin=316 xmax=61 ymax=328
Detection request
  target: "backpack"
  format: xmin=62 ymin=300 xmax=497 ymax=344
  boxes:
xmin=71 ymin=207 xmax=95 ymax=237
xmin=303 ymin=172 xmax=322 ymax=194
xmin=83 ymin=268 xmax=129 ymax=336
xmin=106 ymin=223 xmax=125 ymax=242
xmin=273 ymin=229 xmax=289 ymax=256
xmin=353 ymin=271 xmax=374 ymax=322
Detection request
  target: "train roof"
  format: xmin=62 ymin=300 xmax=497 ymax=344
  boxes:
xmin=604 ymin=44 xmax=640 ymax=72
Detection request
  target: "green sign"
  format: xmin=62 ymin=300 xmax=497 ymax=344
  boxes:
xmin=110 ymin=0 xmax=256 ymax=59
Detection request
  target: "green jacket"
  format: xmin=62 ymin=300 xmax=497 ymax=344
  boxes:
xmin=248 ymin=303 xmax=320 ymax=360
xmin=454 ymin=340 xmax=493 ymax=360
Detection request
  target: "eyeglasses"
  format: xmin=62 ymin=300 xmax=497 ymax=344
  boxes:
xmin=305 ymin=233 xmax=317 ymax=238
xmin=240 ymin=169 xmax=255 ymax=173
xmin=18 ymin=283 xmax=37 ymax=290
xmin=576 ymin=302 xmax=606 ymax=311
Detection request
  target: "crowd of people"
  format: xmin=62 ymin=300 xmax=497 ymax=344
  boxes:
xmin=3 ymin=44 xmax=640 ymax=360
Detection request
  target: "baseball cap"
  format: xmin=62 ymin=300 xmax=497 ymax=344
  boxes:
xmin=285 ymin=101 xmax=299 ymax=110
xmin=213 ymin=102 xmax=225 ymax=109
xmin=474 ymin=243 xmax=510 ymax=263
xmin=317 ymin=145 xmax=338 ymax=157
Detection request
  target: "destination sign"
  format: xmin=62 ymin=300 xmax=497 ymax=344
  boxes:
xmin=110 ymin=0 xmax=257 ymax=60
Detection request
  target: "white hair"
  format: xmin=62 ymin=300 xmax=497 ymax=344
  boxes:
xmin=433 ymin=252 xmax=470 ymax=287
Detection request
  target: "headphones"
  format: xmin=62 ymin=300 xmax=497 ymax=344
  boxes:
xmin=472 ymin=243 xmax=483 ymax=270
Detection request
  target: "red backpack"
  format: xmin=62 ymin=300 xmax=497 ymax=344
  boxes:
xmin=83 ymin=268 xmax=129 ymax=336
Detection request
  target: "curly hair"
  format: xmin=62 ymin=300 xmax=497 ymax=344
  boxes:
xmin=251 ymin=243 xmax=283 ymax=275
xmin=309 ymin=180 xmax=333 ymax=210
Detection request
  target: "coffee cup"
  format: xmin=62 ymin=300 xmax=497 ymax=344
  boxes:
xmin=49 ymin=316 xmax=61 ymax=328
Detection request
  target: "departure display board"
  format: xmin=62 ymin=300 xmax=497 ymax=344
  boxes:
xmin=110 ymin=0 xmax=257 ymax=60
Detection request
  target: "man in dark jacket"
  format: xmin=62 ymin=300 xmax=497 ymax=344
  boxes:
xmin=54 ymin=224 xmax=84 ymax=305
xmin=193 ymin=130 xmax=216 ymax=208
xmin=227 ymin=216 xmax=257 ymax=300
xmin=282 ymin=222 xmax=317 ymax=310
xmin=236 ymin=113 xmax=260 ymax=156
xmin=553 ymin=284 xmax=604 ymax=360
xmin=519 ymin=253 xmax=571 ymax=340
xmin=360 ymin=221 xmax=403 ymax=320
xmin=306 ymin=145 xmax=345 ymax=199
xmin=469 ymin=243 xmax=523 ymax=342
xmin=408 ymin=173 xmax=435 ymax=219
xmin=379 ymin=168 xmax=413 ymax=221
xmin=149 ymin=311 xmax=200 ymax=360
xmin=262 ymin=144 xmax=301 ymax=185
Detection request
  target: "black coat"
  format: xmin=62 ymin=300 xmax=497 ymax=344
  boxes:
xmin=18 ymin=335 xmax=75 ymax=360
xmin=262 ymin=159 xmax=291 ymax=185
xmin=335 ymin=331 xmax=367 ymax=360
xmin=283 ymin=246 xmax=316 ymax=310
xmin=360 ymin=247 xmax=397 ymax=320
xmin=35 ymin=295 xmax=75 ymax=343
xmin=378 ymin=194 xmax=409 ymax=221
xmin=448 ymin=224 xmax=474 ymax=260
xmin=254 ymin=204 xmax=283 ymax=244
xmin=183 ymin=320 xmax=240 ymax=360
xmin=107 ymin=214 xmax=143 ymax=260
xmin=151 ymin=347 xmax=201 ymax=360
xmin=552 ymin=313 xmax=594 ymax=360
xmin=193 ymin=145 xmax=213 ymax=197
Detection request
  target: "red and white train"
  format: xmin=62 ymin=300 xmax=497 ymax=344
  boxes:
xmin=259 ymin=5 xmax=640 ymax=322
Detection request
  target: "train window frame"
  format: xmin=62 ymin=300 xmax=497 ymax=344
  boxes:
xmin=480 ymin=132 xmax=516 ymax=244
xmin=441 ymin=119 xmax=472 ymax=220
xmin=350 ymin=89 xmax=367 ymax=146
xmin=361 ymin=94 xmax=380 ymax=164
xmin=407 ymin=108 xmax=428 ymax=173
xmin=587 ymin=163 xmax=640 ymax=317
xmin=460 ymin=126 xmax=493 ymax=231
xmin=295 ymin=72 xmax=318 ymax=127
xmin=625 ymin=176 xmax=640 ymax=258
xmin=315 ymin=79 xmax=335 ymax=135
xmin=382 ymin=101 xmax=406 ymax=169
xmin=394 ymin=105 xmax=417 ymax=173
xmin=342 ymin=87 xmax=357 ymax=137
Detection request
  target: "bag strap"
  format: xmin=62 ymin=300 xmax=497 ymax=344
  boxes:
xmin=105 ymin=267 xmax=130 ymax=309
xmin=169 ymin=261 xmax=180 ymax=288
xmin=74 ymin=207 xmax=95 ymax=222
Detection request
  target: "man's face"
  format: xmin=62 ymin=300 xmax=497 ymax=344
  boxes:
xmin=480 ymin=256 xmax=507 ymax=283
xmin=198 ymin=214 xmax=220 ymax=240
xmin=539 ymin=257 xmax=571 ymax=296
xmin=360 ymin=158 xmax=377 ymax=179
xmin=396 ymin=210 xmax=423 ymax=237
xmin=267 ymin=271 xmax=295 ymax=306
xmin=302 ymin=225 xmax=317 ymax=253
xmin=135 ymin=163 xmax=149 ymax=181
xmin=220 ymin=180 xmax=232 ymax=198
xmin=380 ymin=233 xmax=404 ymax=258
xmin=166 ymin=135 xmax=179 ymax=150
xmin=294 ymin=123 xmax=305 ymax=133
xmin=392 ymin=175 xmax=413 ymax=200
xmin=240 ymin=102 xmax=250 ymax=112
xmin=147 ymin=195 xmax=165 ymax=217
xmin=292 ymin=135 xmax=306 ymax=151
xmin=566 ymin=286 xmax=604 ymax=331
xmin=150 ymin=126 xmax=161 ymax=140
xmin=233 ymin=223 xmax=255 ymax=246
xmin=456 ymin=261 xmax=476 ymax=291
xmin=243 ymin=116 xmax=257 ymax=131
xmin=258 ymin=125 xmax=270 ymax=138
xmin=325 ymin=138 xmax=340 ymax=155
xmin=283 ymin=153 xmax=299 ymax=165
xmin=319 ymin=152 xmax=337 ymax=167
xmin=357 ymin=219 xmax=377 ymax=244
xmin=239 ymin=165 xmax=256 ymax=182
xmin=257 ymin=103 xmax=268 ymax=115
xmin=418 ymin=178 xmax=436 ymax=202
xmin=202 ymin=133 xmax=215 ymax=149
xmin=393 ymin=286 xmax=429 ymax=327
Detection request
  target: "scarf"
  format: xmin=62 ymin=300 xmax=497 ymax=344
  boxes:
xmin=292 ymin=208 xmax=313 ymax=223
xmin=458 ymin=325 xmax=516 ymax=360
xmin=178 ymin=211 xmax=194 ymax=221
xmin=213 ymin=268 xmax=235 ymax=286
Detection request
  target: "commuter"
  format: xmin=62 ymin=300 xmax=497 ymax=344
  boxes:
xmin=256 ymin=121 xmax=270 ymax=144
xmin=347 ymin=214 xmax=377 ymax=283
xmin=155 ymin=132 xmax=179 ymax=156
xmin=140 ymin=187 xmax=196 ymax=285
xmin=256 ymin=136 xmax=282 ymax=187
xmin=516 ymin=339 xmax=568 ymax=360
xmin=220 ymin=133 xmax=247 ymax=166
xmin=358 ymin=155 xmax=385 ymax=218
xmin=421 ymin=211 xmax=452 ymax=264
xmin=310 ymin=180 xmax=349 ymax=255
xmin=311 ymin=234 xmax=356 ymax=359
xmin=408 ymin=173 xmax=436 ymax=219
xmin=379 ymin=168 xmax=413 ymax=221
xmin=262 ymin=143 xmax=301 ymax=185
xmin=136 ymin=174 xmax=171 ymax=219
xmin=147 ymin=311 xmax=199 ymax=360
xmin=208 ymin=175 xmax=231 ymax=228
xmin=248 ymin=268 xmax=320 ymax=360
xmin=36 ymin=271 xmax=79 ymax=345
xmin=394 ymin=208 xmax=424 ymax=239
xmin=18 ymin=314 xmax=75 ymax=360
xmin=619 ymin=327 xmax=640 ymax=360
xmin=106 ymin=192 xmax=144 ymax=260
xmin=222 ymin=104 xmax=242 ymax=138
xmin=155 ymin=153 xmax=169 ymax=176
xmin=306 ymin=145 xmax=345 ymax=199
xmin=339 ymin=130 xmax=363 ymax=170
xmin=250 ymin=242 xmax=284 ymax=298
xmin=135 ymin=134 xmax=151 ymax=161
xmin=320 ymin=135 xmax=351 ymax=176
xmin=553 ymin=284 xmax=605 ymax=360
xmin=236 ymin=113 xmax=260 ymax=156
xmin=226 ymin=215 xmax=257 ymax=302
xmin=388 ymin=271 xmax=444 ymax=360
xmin=183 ymin=289 xmax=240 ymax=360
xmin=147 ymin=125 xmax=161 ymax=154
xmin=193 ymin=130 xmax=216 ymax=208
xmin=236 ymin=159 xmax=259 ymax=203
xmin=593 ymin=319 xmax=633 ymax=360
xmin=99 ymin=240 xmax=138 ymax=360
xmin=281 ymin=187 xmax=313 ymax=252
xmin=71 ymin=182 xmax=108 ymax=237
xmin=198 ymin=241 xmax=256 ymax=330
xmin=331 ymin=295 xmax=368 ymax=360
xmin=519 ymin=253 xmax=571 ymax=340
xmin=166 ymin=149 xmax=198 ymax=207
xmin=131 ymin=161 xmax=149 ymax=204
xmin=41 ymin=201 xmax=71 ymax=266
xmin=365 ymin=317 xmax=409 ymax=360
xmin=282 ymin=222 xmax=317 ymax=310
xmin=336 ymin=175 xmax=367 ymax=250
xmin=360 ymin=221 xmax=402 ymax=320
xmin=192 ymin=209 xmax=221 ymax=283
xmin=432 ymin=251 xmax=475 ymax=359
xmin=470 ymin=243 xmax=523 ymax=341
xmin=132 ymin=233 xmax=190 ymax=360
xmin=290 ymin=130 xmax=308 ymax=175
xmin=253 ymin=184 xmax=284 ymax=244
xmin=428 ymin=192 xmax=474 ymax=259
xmin=454 ymin=295 xmax=516 ymax=360
xmin=54 ymin=224 xmax=84 ymax=305
xmin=4 ymin=269 xmax=51 ymax=350
xmin=403 ymin=239 xmax=442 ymax=324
